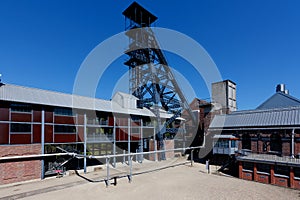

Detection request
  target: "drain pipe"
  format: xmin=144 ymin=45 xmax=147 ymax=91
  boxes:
xmin=291 ymin=129 xmax=295 ymax=158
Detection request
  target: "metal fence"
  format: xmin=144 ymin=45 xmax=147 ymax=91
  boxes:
xmin=0 ymin=146 xmax=201 ymax=187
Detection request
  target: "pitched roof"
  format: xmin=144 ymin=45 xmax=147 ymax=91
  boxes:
xmin=209 ymin=106 xmax=300 ymax=129
xmin=256 ymin=92 xmax=300 ymax=110
xmin=0 ymin=84 xmax=156 ymax=117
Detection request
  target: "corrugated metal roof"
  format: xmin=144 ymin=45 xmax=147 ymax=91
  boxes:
xmin=256 ymin=92 xmax=300 ymax=110
xmin=209 ymin=106 xmax=300 ymax=129
xmin=0 ymin=84 xmax=155 ymax=117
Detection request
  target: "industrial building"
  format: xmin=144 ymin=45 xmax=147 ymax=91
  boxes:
xmin=209 ymin=84 xmax=300 ymax=189
xmin=0 ymin=83 xmax=183 ymax=184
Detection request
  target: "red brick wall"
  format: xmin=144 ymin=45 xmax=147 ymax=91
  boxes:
xmin=0 ymin=144 xmax=41 ymax=185
xmin=282 ymin=142 xmax=290 ymax=156
xmin=256 ymin=173 xmax=270 ymax=184
xmin=293 ymin=179 xmax=300 ymax=189
xmin=273 ymin=176 xmax=289 ymax=187
xmin=241 ymin=171 xmax=253 ymax=181
xmin=295 ymin=142 xmax=300 ymax=156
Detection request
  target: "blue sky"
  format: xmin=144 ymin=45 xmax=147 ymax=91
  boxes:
xmin=0 ymin=0 xmax=300 ymax=110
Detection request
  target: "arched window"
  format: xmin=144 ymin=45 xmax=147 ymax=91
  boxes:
xmin=270 ymin=133 xmax=282 ymax=153
xmin=242 ymin=133 xmax=251 ymax=150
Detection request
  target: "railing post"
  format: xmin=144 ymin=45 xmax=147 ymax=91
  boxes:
xmin=106 ymin=157 xmax=110 ymax=187
xmin=191 ymin=149 xmax=194 ymax=166
xmin=129 ymin=155 xmax=133 ymax=183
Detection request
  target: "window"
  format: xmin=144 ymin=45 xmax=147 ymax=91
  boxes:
xmin=243 ymin=162 xmax=254 ymax=171
xmin=242 ymin=133 xmax=251 ymax=150
xmin=54 ymin=108 xmax=73 ymax=116
xmin=54 ymin=125 xmax=76 ymax=133
xmin=274 ymin=165 xmax=289 ymax=176
xmin=231 ymin=140 xmax=237 ymax=148
xmin=294 ymin=168 xmax=300 ymax=178
xmin=270 ymin=133 xmax=282 ymax=153
xmin=11 ymin=103 xmax=32 ymax=113
xmin=214 ymin=140 xmax=229 ymax=148
xmin=10 ymin=123 xmax=31 ymax=133
xmin=257 ymin=164 xmax=270 ymax=174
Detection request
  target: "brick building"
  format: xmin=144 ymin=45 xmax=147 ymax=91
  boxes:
xmin=209 ymin=84 xmax=300 ymax=189
xmin=0 ymin=83 xmax=181 ymax=184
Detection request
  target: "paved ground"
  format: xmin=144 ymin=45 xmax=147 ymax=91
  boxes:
xmin=0 ymin=158 xmax=299 ymax=200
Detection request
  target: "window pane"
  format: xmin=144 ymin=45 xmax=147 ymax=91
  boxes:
xmin=11 ymin=123 xmax=31 ymax=132
xmin=54 ymin=108 xmax=73 ymax=116
xmin=54 ymin=125 xmax=76 ymax=133
xmin=257 ymin=164 xmax=270 ymax=173
xmin=11 ymin=103 xmax=32 ymax=112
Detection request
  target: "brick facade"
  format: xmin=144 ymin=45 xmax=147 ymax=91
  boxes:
xmin=148 ymin=139 xmax=174 ymax=161
xmin=238 ymin=161 xmax=300 ymax=189
xmin=0 ymin=144 xmax=41 ymax=185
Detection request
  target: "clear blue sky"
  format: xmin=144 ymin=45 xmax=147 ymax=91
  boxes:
xmin=0 ymin=0 xmax=300 ymax=110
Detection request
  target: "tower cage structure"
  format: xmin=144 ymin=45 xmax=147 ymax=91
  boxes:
xmin=123 ymin=2 xmax=199 ymax=160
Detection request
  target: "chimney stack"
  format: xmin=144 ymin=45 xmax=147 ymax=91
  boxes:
xmin=276 ymin=84 xmax=289 ymax=94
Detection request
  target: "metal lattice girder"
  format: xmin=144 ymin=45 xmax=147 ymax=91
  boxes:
xmin=123 ymin=2 xmax=198 ymax=159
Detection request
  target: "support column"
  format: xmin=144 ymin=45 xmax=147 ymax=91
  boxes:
xmin=84 ymin=114 xmax=87 ymax=174
xmin=113 ymin=116 xmax=116 ymax=167
xmin=253 ymin=163 xmax=258 ymax=182
xmin=238 ymin=161 xmax=243 ymax=179
xmin=270 ymin=165 xmax=275 ymax=185
xmin=41 ymin=110 xmax=45 ymax=179
xmin=290 ymin=167 xmax=295 ymax=189
xmin=128 ymin=118 xmax=131 ymax=164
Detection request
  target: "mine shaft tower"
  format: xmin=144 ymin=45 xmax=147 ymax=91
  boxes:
xmin=123 ymin=2 xmax=198 ymax=159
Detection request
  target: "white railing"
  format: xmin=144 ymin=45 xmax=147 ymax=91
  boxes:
xmin=241 ymin=153 xmax=300 ymax=164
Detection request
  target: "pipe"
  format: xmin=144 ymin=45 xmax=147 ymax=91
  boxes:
xmin=41 ymin=110 xmax=45 ymax=179
xmin=84 ymin=114 xmax=87 ymax=173
xmin=0 ymin=153 xmax=74 ymax=162
xmin=292 ymin=129 xmax=295 ymax=158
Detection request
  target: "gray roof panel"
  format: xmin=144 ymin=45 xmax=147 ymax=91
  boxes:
xmin=209 ymin=106 xmax=300 ymax=129
xmin=0 ymin=84 xmax=155 ymax=117
xmin=256 ymin=92 xmax=300 ymax=110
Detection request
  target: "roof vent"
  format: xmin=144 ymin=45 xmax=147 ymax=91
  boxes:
xmin=0 ymin=74 xmax=3 ymax=86
xmin=276 ymin=84 xmax=289 ymax=94
xmin=276 ymin=84 xmax=285 ymax=93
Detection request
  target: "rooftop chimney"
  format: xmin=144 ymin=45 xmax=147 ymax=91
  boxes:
xmin=276 ymin=84 xmax=289 ymax=94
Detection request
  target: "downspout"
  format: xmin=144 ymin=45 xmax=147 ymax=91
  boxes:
xmin=291 ymin=129 xmax=295 ymax=158
xmin=41 ymin=110 xmax=45 ymax=179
